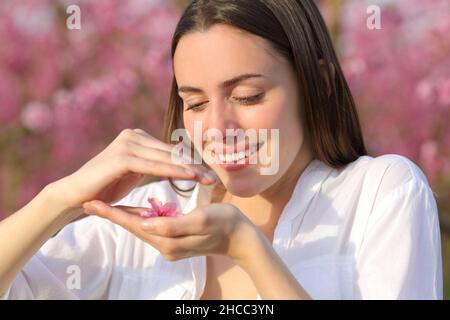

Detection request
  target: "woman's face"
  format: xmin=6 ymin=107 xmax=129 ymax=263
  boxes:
xmin=174 ymin=24 xmax=310 ymax=197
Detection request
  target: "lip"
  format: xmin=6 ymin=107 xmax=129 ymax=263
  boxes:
xmin=214 ymin=142 xmax=264 ymax=172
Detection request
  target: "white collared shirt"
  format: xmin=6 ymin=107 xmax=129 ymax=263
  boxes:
xmin=1 ymin=154 xmax=443 ymax=299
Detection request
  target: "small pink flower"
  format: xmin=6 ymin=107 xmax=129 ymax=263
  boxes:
xmin=140 ymin=197 xmax=181 ymax=218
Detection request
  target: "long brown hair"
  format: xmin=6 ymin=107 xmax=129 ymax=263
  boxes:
xmin=163 ymin=0 xmax=368 ymax=194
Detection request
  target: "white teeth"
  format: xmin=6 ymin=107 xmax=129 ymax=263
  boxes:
xmin=217 ymin=143 xmax=263 ymax=164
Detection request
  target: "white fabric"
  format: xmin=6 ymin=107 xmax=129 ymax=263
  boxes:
xmin=1 ymin=154 xmax=443 ymax=299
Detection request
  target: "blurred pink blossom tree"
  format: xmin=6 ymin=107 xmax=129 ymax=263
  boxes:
xmin=319 ymin=0 xmax=450 ymax=295
xmin=335 ymin=0 xmax=450 ymax=230
xmin=1 ymin=0 xmax=449 ymax=298
xmin=0 ymin=0 xmax=179 ymax=217
xmin=1 ymin=0 xmax=449 ymax=232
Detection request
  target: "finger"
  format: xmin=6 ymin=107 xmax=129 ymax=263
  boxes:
xmin=83 ymin=198 xmax=211 ymax=258
xmin=82 ymin=200 xmax=206 ymax=259
xmin=125 ymin=156 xmax=196 ymax=180
xmin=131 ymin=129 xmax=175 ymax=153
xmin=127 ymin=141 xmax=211 ymax=177
xmin=83 ymin=200 xmax=145 ymax=229
xmin=140 ymin=210 xmax=207 ymax=237
xmin=130 ymin=129 xmax=218 ymax=185
xmin=131 ymin=129 xmax=214 ymax=178
xmin=143 ymin=233 xmax=210 ymax=260
xmin=82 ymin=201 xmax=172 ymax=248
xmin=113 ymin=205 xmax=149 ymax=217
xmin=125 ymin=155 xmax=217 ymax=184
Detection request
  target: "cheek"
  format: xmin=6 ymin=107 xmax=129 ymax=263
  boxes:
xmin=183 ymin=112 xmax=201 ymax=141
xmin=237 ymin=97 xmax=286 ymax=131
xmin=274 ymin=90 xmax=303 ymax=135
xmin=250 ymin=92 xmax=302 ymax=134
xmin=181 ymin=114 xmax=198 ymax=153
xmin=183 ymin=110 xmax=193 ymax=130
xmin=183 ymin=113 xmax=211 ymax=155
xmin=260 ymin=93 xmax=304 ymax=159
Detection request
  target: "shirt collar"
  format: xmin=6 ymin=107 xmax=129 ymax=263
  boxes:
xmin=279 ymin=159 xmax=334 ymax=224
xmin=182 ymin=158 xmax=333 ymax=225
xmin=179 ymin=159 xmax=334 ymax=299
xmin=181 ymin=180 xmax=217 ymax=214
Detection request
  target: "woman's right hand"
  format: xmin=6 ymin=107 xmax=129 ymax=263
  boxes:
xmin=48 ymin=128 xmax=215 ymax=210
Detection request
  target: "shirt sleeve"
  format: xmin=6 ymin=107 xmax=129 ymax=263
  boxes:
xmin=0 ymin=215 xmax=120 ymax=300
xmin=355 ymin=156 xmax=443 ymax=299
xmin=0 ymin=182 xmax=157 ymax=300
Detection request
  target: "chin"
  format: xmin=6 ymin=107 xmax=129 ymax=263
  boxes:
xmin=224 ymin=182 xmax=259 ymax=197
xmin=219 ymin=173 xmax=268 ymax=197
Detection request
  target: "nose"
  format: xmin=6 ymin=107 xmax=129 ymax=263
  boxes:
xmin=204 ymin=97 xmax=240 ymax=141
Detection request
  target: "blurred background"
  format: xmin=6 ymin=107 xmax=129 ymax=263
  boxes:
xmin=0 ymin=0 xmax=448 ymax=298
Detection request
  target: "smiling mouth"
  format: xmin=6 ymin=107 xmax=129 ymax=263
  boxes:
xmin=213 ymin=141 xmax=264 ymax=164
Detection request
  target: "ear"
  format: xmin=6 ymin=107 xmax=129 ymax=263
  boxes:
xmin=319 ymin=59 xmax=336 ymax=97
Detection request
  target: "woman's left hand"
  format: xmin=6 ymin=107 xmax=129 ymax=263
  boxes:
xmin=82 ymin=200 xmax=260 ymax=263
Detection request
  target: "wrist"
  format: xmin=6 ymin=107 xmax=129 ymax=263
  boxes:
xmin=45 ymin=175 xmax=78 ymax=208
xmin=43 ymin=179 xmax=83 ymax=221
xmin=231 ymin=223 xmax=273 ymax=271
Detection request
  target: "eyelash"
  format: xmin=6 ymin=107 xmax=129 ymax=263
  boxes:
xmin=185 ymin=93 xmax=265 ymax=112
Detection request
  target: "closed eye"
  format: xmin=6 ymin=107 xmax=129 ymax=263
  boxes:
xmin=185 ymin=93 xmax=265 ymax=112
xmin=185 ymin=101 xmax=208 ymax=111
xmin=232 ymin=92 xmax=265 ymax=105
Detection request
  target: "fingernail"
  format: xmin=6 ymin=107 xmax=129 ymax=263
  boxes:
xmin=202 ymin=171 xmax=217 ymax=182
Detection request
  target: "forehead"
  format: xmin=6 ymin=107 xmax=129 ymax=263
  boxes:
xmin=173 ymin=24 xmax=281 ymax=86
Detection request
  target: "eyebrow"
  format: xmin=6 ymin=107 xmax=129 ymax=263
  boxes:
xmin=177 ymin=73 xmax=264 ymax=94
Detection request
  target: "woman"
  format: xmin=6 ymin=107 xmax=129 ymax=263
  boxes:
xmin=0 ymin=0 xmax=442 ymax=299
